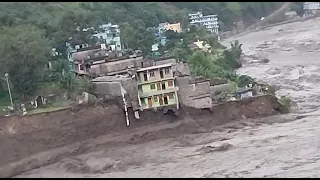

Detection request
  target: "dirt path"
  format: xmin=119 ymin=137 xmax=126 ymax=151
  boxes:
xmin=17 ymin=18 xmax=320 ymax=178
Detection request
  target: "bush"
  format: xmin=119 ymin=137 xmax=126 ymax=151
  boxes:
xmin=278 ymin=96 xmax=292 ymax=110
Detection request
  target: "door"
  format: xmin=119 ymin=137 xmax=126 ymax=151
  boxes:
xmin=143 ymin=73 xmax=148 ymax=81
xmin=147 ymin=98 xmax=153 ymax=108
xmin=159 ymin=95 xmax=164 ymax=105
xmin=161 ymin=83 xmax=166 ymax=90
xmin=164 ymin=96 xmax=168 ymax=105
xmin=160 ymin=70 xmax=164 ymax=79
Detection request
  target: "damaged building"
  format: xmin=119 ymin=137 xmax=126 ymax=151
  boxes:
xmin=136 ymin=63 xmax=179 ymax=112
xmin=175 ymin=76 xmax=212 ymax=109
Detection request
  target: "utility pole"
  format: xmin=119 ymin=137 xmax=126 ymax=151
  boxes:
xmin=4 ymin=73 xmax=13 ymax=107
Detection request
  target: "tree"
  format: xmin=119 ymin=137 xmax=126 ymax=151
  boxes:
xmin=230 ymin=40 xmax=243 ymax=59
xmin=120 ymin=23 xmax=138 ymax=50
xmin=0 ymin=25 xmax=51 ymax=99
xmin=136 ymin=27 xmax=156 ymax=57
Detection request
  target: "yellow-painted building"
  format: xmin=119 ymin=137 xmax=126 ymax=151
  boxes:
xmin=163 ymin=23 xmax=182 ymax=33
xmin=193 ymin=39 xmax=212 ymax=52
xmin=137 ymin=63 xmax=179 ymax=110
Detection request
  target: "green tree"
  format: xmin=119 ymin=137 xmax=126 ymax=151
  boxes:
xmin=137 ymin=27 xmax=156 ymax=57
xmin=0 ymin=25 xmax=51 ymax=99
xmin=120 ymin=23 xmax=138 ymax=50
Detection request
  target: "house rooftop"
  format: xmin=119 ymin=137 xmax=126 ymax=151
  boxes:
xmin=92 ymin=75 xmax=130 ymax=82
xmin=77 ymin=44 xmax=102 ymax=52
xmin=137 ymin=63 xmax=173 ymax=72
xmin=189 ymin=12 xmax=202 ymax=16
xmin=236 ymin=88 xmax=253 ymax=94
xmin=203 ymin=14 xmax=218 ymax=18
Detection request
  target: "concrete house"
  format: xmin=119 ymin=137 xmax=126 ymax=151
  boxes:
xmin=159 ymin=22 xmax=182 ymax=33
xmin=67 ymin=44 xmax=110 ymax=75
xmin=303 ymin=2 xmax=320 ymax=15
xmin=236 ymin=88 xmax=254 ymax=100
xmin=193 ymin=39 xmax=212 ymax=52
xmin=189 ymin=12 xmax=219 ymax=35
xmin=92 ymin=23 xmax=122 ymax=51
xmin=136 ymin=63 xmax=179 ymax=110
xmin=176 ymin=76 xmax=212 ymax=109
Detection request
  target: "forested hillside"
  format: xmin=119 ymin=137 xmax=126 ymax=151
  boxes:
xmin=0 ymin=2 xmax=302 ymax=101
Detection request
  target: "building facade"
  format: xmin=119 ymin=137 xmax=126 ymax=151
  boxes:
xmin=189 ymin=12 xmax=219 ymax=35
xmin=66 ymin=43 xmax=107 ymax=74
xmin=136 ymin=63 xmax=179 ymax=110
xmin=303 ymin=2 xmax=320 ymax=10
xmin=303 ymin=2 xmax=320 ymax=15
xmin=92 ymin=23 xmax=122 ymax=51
xmin=159 ymin=22 xmax=182 ymax=33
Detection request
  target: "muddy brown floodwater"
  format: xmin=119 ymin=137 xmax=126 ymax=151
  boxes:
xmin=17 ymin=18 xmax=320 ymax=178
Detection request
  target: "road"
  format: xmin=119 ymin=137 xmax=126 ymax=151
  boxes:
xmin=17 ymin=17 xmax=320 ymax=178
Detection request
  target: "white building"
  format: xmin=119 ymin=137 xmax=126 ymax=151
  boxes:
xmin=92 ymin=23 xmax=122 ymax=51
xmin=303 ymin=2 xmax=320 ymax=15
xmin=189 ymin=12 xmax=219 ymax=35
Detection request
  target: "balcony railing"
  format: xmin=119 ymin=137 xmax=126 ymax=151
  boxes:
xmin=138 ymin=87 xmax=179 ymax=98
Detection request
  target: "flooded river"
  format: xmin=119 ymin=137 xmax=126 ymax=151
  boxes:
xmin=17 ymin=18 xmax=320 ymax=178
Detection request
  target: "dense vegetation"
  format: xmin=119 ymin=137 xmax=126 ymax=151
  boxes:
xmin=0 ymin=2 xmax=303 ymax=103
xmin=161 ymin=27 xmax=254 ymax=87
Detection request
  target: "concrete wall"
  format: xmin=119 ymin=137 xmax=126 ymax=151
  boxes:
xmin=155 ymin=58 xmax=177 ymax=66
xmin=91 ymin=57 xmax=144 ymax=75
xmin=92 ymin=77 xmax=140 ymax=110
xmin=121 ymin=78 xmax=140 ymax=111
xmin=176 ymin=76 xmax=212 ymax=109
xmin=210 ymin=83 xmax=237 ymax=96
xmin=93 ymin=81 xmax=123 ymax=98
xmin=172 ymin=63 xmax=191 ymax=76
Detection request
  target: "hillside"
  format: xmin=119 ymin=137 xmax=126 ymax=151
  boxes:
xmin=0 ymin=2 xmax=301 ymax=100
xmin=0 ymin=2 xmax=287 ymax=30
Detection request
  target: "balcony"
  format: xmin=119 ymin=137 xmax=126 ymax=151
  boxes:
xmin=138 ymin=87 xmax=179 ymax=98
xmin=203 ymin=21 xmax=218 ymax=25
xmin=202 ymin=18 xmax=218 ymax=22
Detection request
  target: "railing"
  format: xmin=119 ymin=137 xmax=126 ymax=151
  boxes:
xmin=138 ymin=87 xmax=179 ymax=98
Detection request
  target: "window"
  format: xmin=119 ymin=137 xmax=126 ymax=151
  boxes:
xmin=165 ymin=68 xmax=170 ymax=74
xmin=150 ymin=71 xmax=155 ymax=77
xmin=153 ymin=96 xmax=158 ymax=102
xmin=168 ymin=93 xmax=174 ymax=99
xmin=160 ymin=70 xmax=164 ymax=78
xmin=150 ymin=84 xmax=156 ymax=90
xmin=80 ymin=64 xmax=84 ymax=70
xmin=143 ymin=73 xmax=148 ymax=81
xmin=168 ymin=81 xmax=173 ymax=87
xmin=161 ymin=83 xmax=166 ymax=90
xmin=157 ymin=83 xmax=161 ymax=90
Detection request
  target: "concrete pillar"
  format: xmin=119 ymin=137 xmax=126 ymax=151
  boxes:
xmin=175 ymin=91 xmax=179 ymax=110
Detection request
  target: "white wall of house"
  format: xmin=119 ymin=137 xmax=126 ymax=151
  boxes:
xmin=240 ymin=91 xmax=253 ymax=99
xmin=304 ymin=2 xmax=320 ymax=11
xmin=92 ymin=23 xmax=122 ymax=51
xmin=189 ymin=12 xmax=219 ymax=35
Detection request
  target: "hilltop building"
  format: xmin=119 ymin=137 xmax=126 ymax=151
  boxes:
xmin=189 ymin=12 xmax=219 ymax=35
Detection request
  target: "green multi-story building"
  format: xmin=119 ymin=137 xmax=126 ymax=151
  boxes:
xmin=136 ymin=63 xmax=179 ymax=110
